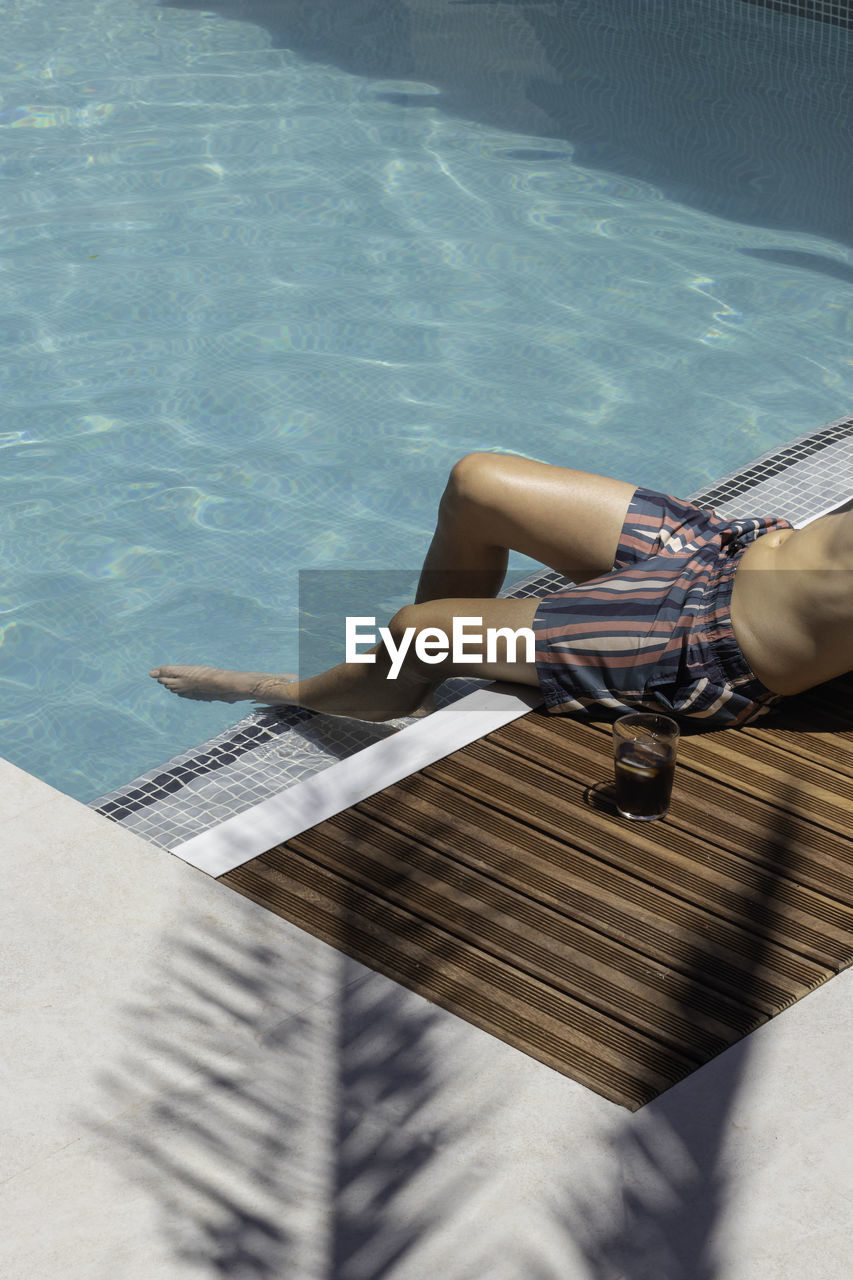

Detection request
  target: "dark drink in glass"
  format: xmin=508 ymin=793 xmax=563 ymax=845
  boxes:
xmin=612 ymin=713 xmax=679 ymax=821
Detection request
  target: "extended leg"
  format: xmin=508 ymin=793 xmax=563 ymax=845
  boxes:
xmin=151 ymin=596 xmax=540 ymax=721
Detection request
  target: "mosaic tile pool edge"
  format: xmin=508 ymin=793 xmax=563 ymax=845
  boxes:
xmin=91 ymin=415 xmax=853 ymax=849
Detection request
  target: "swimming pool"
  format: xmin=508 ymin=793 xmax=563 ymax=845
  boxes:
xmin=3 ymin=0 xmax=853 ymax=802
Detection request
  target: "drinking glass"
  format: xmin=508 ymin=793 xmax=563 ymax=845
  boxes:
xmin=612 ymin=713 xmax=679 ymax=821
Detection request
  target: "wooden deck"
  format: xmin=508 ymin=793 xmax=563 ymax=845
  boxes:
xmin=220 ymin=676 xmax=853 ymax=1110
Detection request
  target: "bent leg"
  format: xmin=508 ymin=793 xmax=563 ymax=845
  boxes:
xmin=416 ymin=452 xmax=636 ymax=603
xmin=151 ymin=454 xmax=635 ymax=719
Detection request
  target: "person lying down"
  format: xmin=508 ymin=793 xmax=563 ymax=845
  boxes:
xmin=150 ymin=453 xmax=853 ymax=728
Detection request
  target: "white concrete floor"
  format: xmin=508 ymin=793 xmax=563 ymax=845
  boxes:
xmin=2 ymin=755 xmax=851 ymax=1280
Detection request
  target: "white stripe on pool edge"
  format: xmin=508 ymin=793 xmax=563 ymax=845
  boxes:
xmin=170 ymin=683 xmax=543 ymax=877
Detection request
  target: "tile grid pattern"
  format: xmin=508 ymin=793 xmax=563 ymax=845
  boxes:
xmin=90 ymin=416 xmax=853 ymax=850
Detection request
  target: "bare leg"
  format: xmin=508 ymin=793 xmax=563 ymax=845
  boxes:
xmin=148 ymin=666 xmax=295 ymax=703
xmin=151 ymin=454 xmax=636 ymax=719
xmin=151 ymin=596 xmax=540 ymax=721
xmin=415 ymin=452 xmax=636 ymax=602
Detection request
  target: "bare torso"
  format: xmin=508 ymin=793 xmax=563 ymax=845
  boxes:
xmin=730 ymin=505 xmax=853 ymax=696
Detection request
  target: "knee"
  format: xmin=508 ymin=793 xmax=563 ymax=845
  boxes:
xmin=387 ymin=601 xmax=450 ymax=647
xmin=386 ymin=602 xmax=423 ymax=643
xmin=443 ymin=452 xmax=507 ymax=512
xmin=383 ymin=603 xmax=442 ymax=680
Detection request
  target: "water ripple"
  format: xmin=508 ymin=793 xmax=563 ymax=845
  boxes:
xmin=2 ymin=0 xmax=851 ymax=798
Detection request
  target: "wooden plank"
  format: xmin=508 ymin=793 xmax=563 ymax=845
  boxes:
xmin=423 ymin=746 xmax=853 ymax=970
xmin=491 ymin=718 xmax=853 ymax=913
xmin=360 ymin=776 xmax=818 ymax=1013
xmin=289 ymin=807 xmax=757 ymax=1059
xmin=223 ymin=850 xmax=684 ymax=1111
xmin=218 ymin=676 xmax=853 ymax=1109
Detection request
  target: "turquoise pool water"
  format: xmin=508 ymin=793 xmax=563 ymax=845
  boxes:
xmin=3 ymin=0 xmax=853 ymax=801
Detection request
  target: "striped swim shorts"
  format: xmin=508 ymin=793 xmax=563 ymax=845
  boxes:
xmin=533 ymin=487 xmax=794 ymax=728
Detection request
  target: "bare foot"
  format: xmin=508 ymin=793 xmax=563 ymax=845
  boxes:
xmin=149 ymin=665 xmax=295 ymax=704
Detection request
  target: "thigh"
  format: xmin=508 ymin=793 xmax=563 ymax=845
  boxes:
xmin=450 ymin=453 xmax=636 ymax=581
xmin=393 ymin=597 xmax=541 ymax=685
